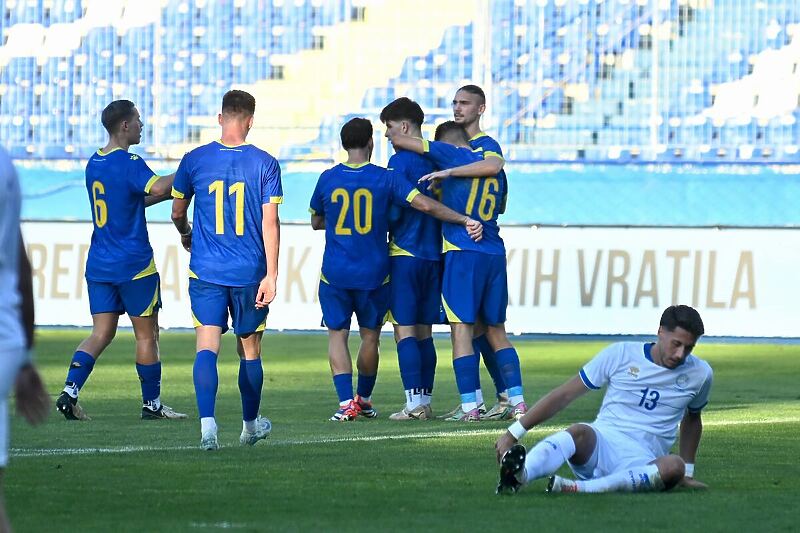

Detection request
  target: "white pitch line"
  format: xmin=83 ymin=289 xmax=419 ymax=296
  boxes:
xmin=10 ymin=416 xmax=799 ymax=458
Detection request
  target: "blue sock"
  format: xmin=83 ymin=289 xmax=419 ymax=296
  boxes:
xmin=65 ymin=351 xmax=96 ymax=391
xmin=136 ymin=361 xmax=161 ymax=402
xmin=474 ymin=335 xmax=506 ymax=397
xmin=397 ymin=337 xmax=422 ymax=391
xmin=357 ymin=373 xmax=377 ymax=399
xmin=452 ymin=354 xmax=480 ymax=405
xmin=238 ymin=358 xmax=263 ymax=422
xmin=495 ymin=347 xmax=523 ymax=395
xmin=332 ymin=373 xmax=353 ymax=404
xmin=418 ymin=337 xmax=437 ymax=393
xmin=193 ymin=350 xmax=218 ymax=418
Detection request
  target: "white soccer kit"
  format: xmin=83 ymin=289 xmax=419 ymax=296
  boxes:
xmin=573 ymin=341 xmax=713 ymax=477
xmin=0 ymin=147 xmax=28 ymax=467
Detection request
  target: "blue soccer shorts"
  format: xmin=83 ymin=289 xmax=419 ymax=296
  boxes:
xmin=87 ymin=273 xmax=162 ymax=317
xmin=388 ymin=256 xmax=441 ymax=326
xmin=441 ymin=251 xmax=508 ymax=325
xmin=318 ymin=280 xmax=390 ymax=331
xmin=188 ymin=278 xmax=268 ymax=335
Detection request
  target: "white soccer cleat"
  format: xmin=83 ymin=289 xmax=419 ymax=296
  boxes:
xmin=388 ymin=404 xmax=432 ymax=421
xmin=239 ymin=416 xmax=272 ymax=446
xmin=200 ymin=431 xmax=219 ymax=451
xmin=546 ymin=475 xmax=579 ymax=494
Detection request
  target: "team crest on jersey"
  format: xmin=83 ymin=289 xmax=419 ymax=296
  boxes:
xmin=130 ymin=155 xmax=139 ymax=160
xmin=627 ymin=366 xmax=640 ymax=378
xmin=675 ymin=374 xmax=690 ymax=389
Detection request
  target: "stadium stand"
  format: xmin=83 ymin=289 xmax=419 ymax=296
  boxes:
xmin=0 ymin=0 xmax=798 ymax=162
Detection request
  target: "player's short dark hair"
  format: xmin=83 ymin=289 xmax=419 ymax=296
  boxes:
xmin=434 ymin=120 xmax=469 ymax=143
xmin=340 ymin=118 xmax=373 ymax=149
xmin=457 ymin=84 xmax=486 ymax=104
xmin=221 ymin=90 xmax=256 ymax=116
xmin=660 ymin=305 xmax=705 ymax=338
xmin=379 ymin=97 xmax=425 ymax=127
xmin=101 ymin=100 xmax=136 ymax=134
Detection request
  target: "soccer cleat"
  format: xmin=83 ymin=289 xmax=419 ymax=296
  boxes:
xmin=440 ymin=402 xmax=486 ymax=420
xmin=141 ymin=404 xmax=188 ymax=420
xmin=200 ymin=431 xmax=219 ymax=451
xmin=484 ymin=399 xmax=512 ymax=420
xmin=55 ymin=391 xmax=90 ymax=421
xmin=512 ymin=402 xmax=528 ymax=420
xmin=443 ymin=407 xmax=480 ymax=422
xmin=496 ymin=443 xmax=527 ymax=495
xmin=330 ymin=401 xmax=359 ymax=421
xmin=354 ymin=395 xmax=378 ymax=418
xmin=388 ymin=404 xmax=432 ymax=421
xmin=546 ymin=475 xmax=579 ymax=493
xmin=240 ymin=416 xmax=272 ymax=446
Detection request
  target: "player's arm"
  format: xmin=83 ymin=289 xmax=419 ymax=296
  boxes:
xmin=677 ymin=410 xmax=708 ymax=489
xmin=171 ymin=197 xmax=192 ymax=252
xmin=144 ymin=172 xmax=176 ymax=207
xmin=420 ymin=155 xmax=504 ymax=184
xmin=495 ymin=375 xmax=589 ymax=462
xmin=408 ymin=192 xmax=483 ymax=242
xmin=310 ymin=214 xmax=325 ymax=230
xmin=256 ymin=203 xmax=280 ymax=309
xmin=389 ymin=134 xmax=426 ymax=155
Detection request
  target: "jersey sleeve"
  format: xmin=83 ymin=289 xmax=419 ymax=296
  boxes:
xmin=129 ymin=155 xmax=158 ymax=195
xmin=261 ymin=156 xmax=283 ymax=205
xmin=687 ymin=365 xmax=713 ymax=413
xmin=386 ymin=167 xmax=419 ymax=207
xmin=422 ymin=140 xmax=466 ymax=170
xmin=479 ymin=136 xmax=505 ymax=160
xmin=579 ymin=343 xmax=622 ymax=390
xmin=309 ymin=173 xmax=325 ymax=216
xmin=171 ymin=153 xmax=194 ymax=200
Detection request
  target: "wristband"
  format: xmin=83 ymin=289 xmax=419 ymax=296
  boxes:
xmin=685 ymin=463 xmax=695 ymax=478
xmin=507 ymin=420 xmax=527 ymax=440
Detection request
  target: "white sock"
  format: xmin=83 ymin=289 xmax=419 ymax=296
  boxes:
xmin=339 ymin=399 xmax=352 ymax=408
xmin=63 ymin=383 xmax=79 ymax=399
xmin=200 ymin=417 xmax=217 ymax=436
xmin=243 ymin=419 xmax=256 ymax=433
xmin=405 ymin=389 xmax=422 ymax=410
xmin=524 ymin=430 xmax=576 ymax=483
xmin=461 ymin=400 xmax=478 ymax=413
xmin=576 ymin=464 xmax=664 ymax=493
xmin=475 ymin=388 xmax=484 ymax=406
xmin=144 ymin=397 xmax=162 ymax=410
xmin=421 ymin=390 xmax=432 ymax=406
xmin=508 ymin=394 xmax=524 ymax=406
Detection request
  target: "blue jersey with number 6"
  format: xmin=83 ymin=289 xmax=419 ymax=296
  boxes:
xmin=84 ymin=148 xmax=159 ymax=282
xmin=172 ymin=141 xmax=283 ymax=286
xmin=309 ymin=163 xmax=418 ymax=290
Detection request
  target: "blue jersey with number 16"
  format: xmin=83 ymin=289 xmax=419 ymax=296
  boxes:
xmin=172 ymin=141 xmax=283 ymax=287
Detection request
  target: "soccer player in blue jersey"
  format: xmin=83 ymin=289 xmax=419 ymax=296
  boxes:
xmin=495 ymin=306 xmax=712 ymax=495
xmin=310 ymin=117 xmax=483 ymax=422
xmin=379 ymin=98 xmax=441 ymax=420
xmin=171 ymin=90 xmax=281 ymax=450
xmin=390 ymin=122 xmax=526 ymax=422
xmin=55 ymin=100 xmax=186 ymax=422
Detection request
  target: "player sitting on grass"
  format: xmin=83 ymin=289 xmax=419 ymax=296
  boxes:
xmin=309 ymin=117 xmax=483 ymax=422
xmin=495 ymin=305 xmax=712 ymax=495
xmin=389 ymin=122 xmax=526 ymax=422
xmin=56 ymin=100 xmax=186 ymax=422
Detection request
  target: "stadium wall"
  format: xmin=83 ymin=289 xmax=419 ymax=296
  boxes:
xmin=21 ymin=221 xmax=798 ymax=338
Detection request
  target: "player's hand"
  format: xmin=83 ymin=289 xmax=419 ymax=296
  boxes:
xmin=464 ymin=217 xmax=483 ymax=241
xmin=418 ymin=169 xmax=451 ymax=189
xmin=180 ymin=232 xmax=192 ymax=252
xmin=495 ymin=432 xmax=518 ymax=463
xmin=256 ymin=275 xmax=277 ymax=308
xmin=678 ymin=476 xmax=708 ymax=490
xmin=14 ymin=363 xmax=50 ymax=425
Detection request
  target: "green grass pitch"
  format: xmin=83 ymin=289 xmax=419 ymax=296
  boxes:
xmin=7 ymin=331 xmax=800 ymax=532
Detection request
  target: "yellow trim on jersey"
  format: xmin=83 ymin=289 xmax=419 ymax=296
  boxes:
xmin=421 ymin=139 xmax=430 ymax=153
xmin=382 ymin=274 xmax=391 ymax=285
xmin=389 ymin=241 xmax=414 ymax=257
xmin=269 ymin=196 xmax=283 ymax=204
xmin=405 ymin=189 xmax=420 ymax=203
xmin=188 ymin=269 xmax=199 ymax=279
xmin=386 ymin=309 xmax=398 ymax=325
xmin=468 ymin=132 xmax=488 ymax=142
xmin=138 ymin=285 xmax=161 ymax=317
xmin=132 ymin=259 xmax=157 ymax=280
xmin=144 ymin=175 xmax=160 ymax=194
xmin=171 ymin=188 xmax=186 ymax=199
xmin=320 ymin=272 xmax=329 ymax=284
xmin=441 ymin=297 xmax=463 ymax=323
xmin=482 ymin=151 xmax=504 ymax=161
xmin=309 ymin=207 xmax=317 ymax=215
xmin=96 ymin=147 xmax=123 ymax=156
xmin=343 ymin=162 xmax=369 ymax=169
xmin=217 ymin=140 xmax=249 ymax=148
xmin=191 ymin=311 xmax=203 ymax=328
xmin=442 ymin=238 xmax=461 ymax=253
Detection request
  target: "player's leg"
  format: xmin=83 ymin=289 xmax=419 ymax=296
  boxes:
xmin=319 ymin=281 xmax=358 ymax=421
xmin=352 ymin=284 xmax=388 ymax=418
xmin=414 ymin=324 xmax=435 ymax=416
xmin=416 ymin=258 xmax=441 ymax=413
xmin=56 ymin=282 xmax=120 ymax=420
xmin=474 ymin=318 xmax=509 ymax=419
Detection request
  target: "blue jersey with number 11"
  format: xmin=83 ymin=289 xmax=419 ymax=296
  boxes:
xmin=172 ymin=141 xmax=283 ymax=287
